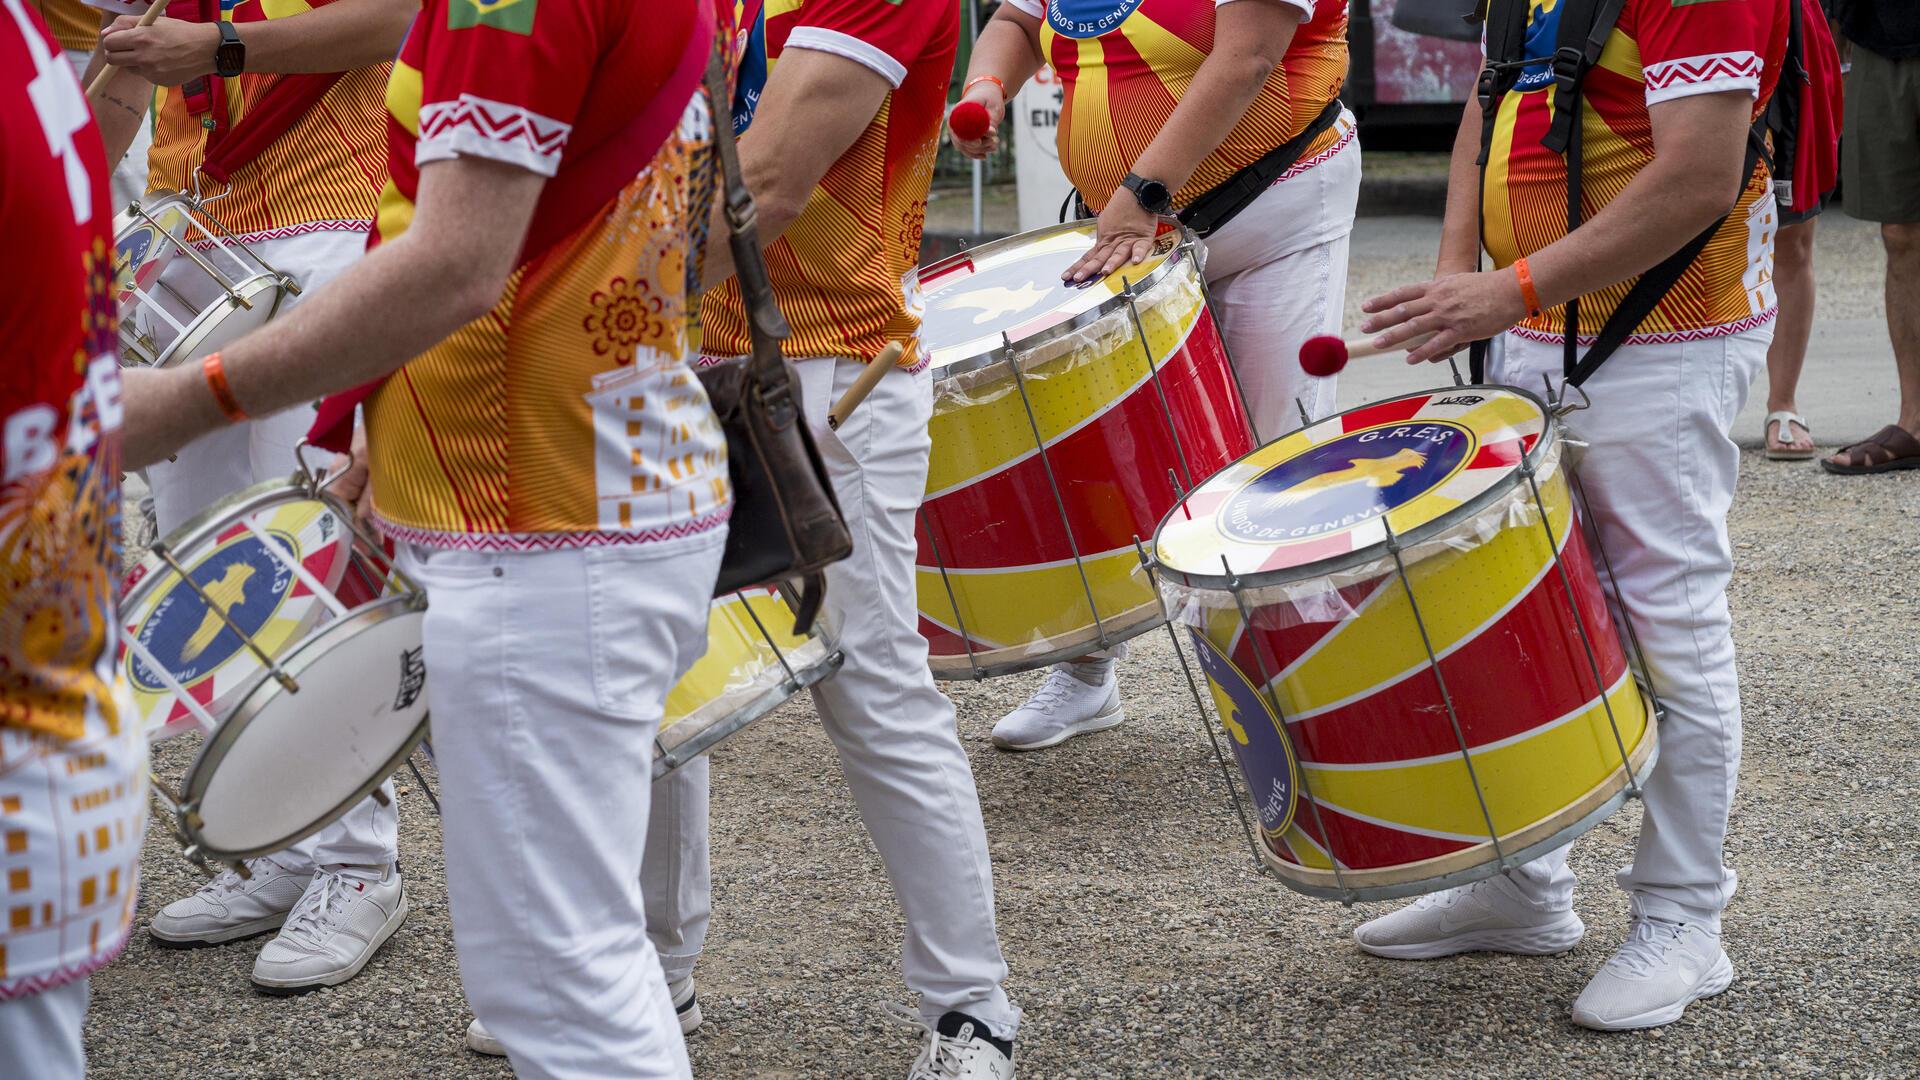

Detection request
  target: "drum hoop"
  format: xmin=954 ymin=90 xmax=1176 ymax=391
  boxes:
xmin=122 ymin=474 xmax=356 ymax=613
xmin=1149 ymin=383 xmax=1562 ymax=592
xmin=177 ymin=595 xmax=429 ymax=861
xmin=125 ymin=272 xmax=290 ymax=370
xmin=924 ymin=221 xmax=1190 ymax=383
xmin=651 ymin=646 xmax=844 ymax=781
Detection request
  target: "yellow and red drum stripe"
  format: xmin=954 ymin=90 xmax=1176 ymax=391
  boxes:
xmin=913 ymin=223 xmax=1253 ymax=678
xmin=1154 ymin=388 xmax=1655 ymax=899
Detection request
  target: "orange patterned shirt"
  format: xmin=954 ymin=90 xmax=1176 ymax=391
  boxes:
xmin=1006 ymin=0 xmax=1350 ymax=213
xmin=87 ymin=0 xmax=388 ymax=241
xmin=28 ymin=0 xmax=95 ymax=50
xmin=1483 ymin=0 xmax=1789 ymax=343
xmin=363 ymin=0 xmax=729 ymax=550
xmin=698 ymin=0 xmax=957 ymax=368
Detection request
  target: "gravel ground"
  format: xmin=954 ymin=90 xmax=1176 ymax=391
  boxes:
xmin=87 ymin=202 xmax=1919 ymax=1077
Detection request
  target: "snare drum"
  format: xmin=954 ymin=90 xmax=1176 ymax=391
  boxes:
xmin=113 ymin=192 xmax=297 ymax=369
xmin=654 ymin=588 xmax=841 ymax=780
xmin=1151 ymin=387 xmax=1656 ymax=901
xmin=915 ymin=222 xmax=1254 ymax=680
xmin=119 ymin=472 xmax=427 ymax=867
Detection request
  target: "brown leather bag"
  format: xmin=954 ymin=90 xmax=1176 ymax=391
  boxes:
xmin=696 ymin=52 xmax=851 ymax=634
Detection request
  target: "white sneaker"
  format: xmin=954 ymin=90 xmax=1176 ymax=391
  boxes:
xmin=465 ymin=977 xmax=703 ymax=1056
xmin=149 ymin=858 xmax=310 ymax=947
xmin=1571 ymin=903 xmax=1733 ymax=1031
xmin=251 ymin=865 xmax=408 ymax=994
xmin=1352 ymin=875 xmax=1586 ymax=959
xmin=886 ymin=1003 xmax=1014 ymax=1080
xmin=991 ymin=663 xmax=1124 ymax=751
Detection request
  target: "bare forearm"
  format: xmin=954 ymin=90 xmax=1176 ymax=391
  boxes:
xmin=90 ymin=68 xmax=151 ymax=166
xmin=1524 ymin=159 xmax=1743 ymax=314
xmin=698 ymin=144 xmax=810 ymax=290
xmin=1130 ymin=7 xmax=1299 ymax=192
xmin=1437 ymin=101 xmax=1484 ymax=275
xmin=964 ymin=14 xmax=1045 ymax=101
xmin=229 ymin=0 xmax=414 ymax=74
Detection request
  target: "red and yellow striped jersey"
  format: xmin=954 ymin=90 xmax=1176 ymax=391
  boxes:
xmin=27 ymin=0 xmax=96 ymax=51
xmin=698 ymin=0 xmax=957 ymax=368
xmin=362 ymin=0 xmax=729 ymax=550
xmin=1005 ymin=0 xmax=1350 ymax=213
xmin=1482 ymin=0 xmax=1789 ymax=343
xmin=86 ymin=0 xmax=388 ymax=241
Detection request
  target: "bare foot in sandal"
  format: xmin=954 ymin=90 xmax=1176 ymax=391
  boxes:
xmin=1763 ymin=410 xmax=1817 ymax=461
xmin=1820 ymin=424 xmax=1920 ymax=475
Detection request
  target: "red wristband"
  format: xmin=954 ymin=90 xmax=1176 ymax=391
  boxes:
xmin=963 ymin=74 xmax=1007 ymax=99
xmin=202 ymin=352 xmax=249 ymax=423
xmin=1514 ymin=257 xmax=1544 ymax=320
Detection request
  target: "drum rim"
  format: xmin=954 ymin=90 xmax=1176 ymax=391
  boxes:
xmin=921 ymin=220 xmax=1190 ymax=382
xmin=177 ymin=595 xmax=428 ymax=861
xmin=1149 ymin=383 xmax=1560 ymax=591
xmin=652 ymin=646 xmax=844 ymax=781
xmin=122 ymin=272 xmax=289 ymax=370
xmin=122 ymin=473 xmax=347 ymax=614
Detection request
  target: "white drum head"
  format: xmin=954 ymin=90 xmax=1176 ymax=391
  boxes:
xmin=181 ymin=599 xmax=428 ymax=860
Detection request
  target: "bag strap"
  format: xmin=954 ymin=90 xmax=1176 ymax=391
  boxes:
xmin=704 ymin=49 xmax=796 ymax=404
xmin=1176 ymin=98 xmax=1344 ymax=238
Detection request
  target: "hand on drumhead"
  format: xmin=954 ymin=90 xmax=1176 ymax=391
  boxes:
xmin=1064 ymin=191 xmax=1159 ymax=285
xmin=948 ymin=89 xmax=1003 ymax=160
xmin=1360 ymin=271 xmax=1530 ymax=365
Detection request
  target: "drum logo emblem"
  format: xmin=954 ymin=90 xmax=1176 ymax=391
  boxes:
xmin=1218 ymin=422 xmax=1476 ymax=545
xmin=1047 ymin=0 xmax=1147 ymax=38
xmin=130 ymin=532 xmax=298 ymax=693
xmin=1189 ymin=629 xmax=1298 ymax=839
xmin=394 ymin=647 xmax=426 ymax=711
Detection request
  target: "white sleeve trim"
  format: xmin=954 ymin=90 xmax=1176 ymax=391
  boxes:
xmin=415 ymin=94 xmax=571 ymax=178
xmin=1003 ymin=0 xmax=1044 ymax=17
xmin=1643 ymin=52 xmax=1762 ymax=107
xmin=783 ymin=26 xmax=908 ymax=88
xmin=1217 ymin=0 xmax=1315 ymax=21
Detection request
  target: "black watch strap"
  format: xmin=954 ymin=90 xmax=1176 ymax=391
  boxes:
xmin=215 ymin=22 xmax=245 ymax=78
xmin=1121 ymin=171 xmax=1172 ymax=215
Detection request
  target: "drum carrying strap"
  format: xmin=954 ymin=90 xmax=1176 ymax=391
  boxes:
xmin=1467 ymin=0 xmax=1767 ymax=392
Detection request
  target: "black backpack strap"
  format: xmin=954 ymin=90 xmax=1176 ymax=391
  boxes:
xmin=1541 ymin=0 xmax=1627 ymax=156
xmin=1469 ymin=0 xmax=1534 ymax=383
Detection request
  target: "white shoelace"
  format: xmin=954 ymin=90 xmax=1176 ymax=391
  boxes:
xmin=881 ymin=1002 xmax=971 ymax=1080
xmin=279 ymin=871 xmax=360 ymax=949
xmin=196 ymin=858 xmax=277 ymax=901
xmin=1607 ymin=916 xmax=1688 ymax=978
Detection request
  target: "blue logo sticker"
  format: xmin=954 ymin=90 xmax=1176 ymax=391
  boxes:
xmin=1514 ymin=1 xmax=1563 ymax=93
xmin=1190 ymin=629 xmax=1297 ymax=838
xmin=1046 ymin=0 xmax=1147 ymax=39
xmin=1218 ymin=422 xmax=1476 ymax=546
xmin=731 ymin=1 xmax=768 ymax=134
xmin=131 ymin=532 xmax=298 ymax=693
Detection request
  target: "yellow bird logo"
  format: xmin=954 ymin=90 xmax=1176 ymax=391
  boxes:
xmin=1262 ymin=448 xmax=1429 ymax=511
xmin=948 ymin=282 xmax=1052 ymax=325
xmin=180 ymin=563 xmax=256 ymax=662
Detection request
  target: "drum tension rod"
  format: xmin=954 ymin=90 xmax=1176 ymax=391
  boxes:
xmin=150 ymin=542 xmax=301 ymax=694
xmin=1005 ymin=333 xmax=1110 ymax=652
xmin=918 ymin=507 xmax=983 ymax=681
xmin=138 ymin=202 xmax=256 ymax=311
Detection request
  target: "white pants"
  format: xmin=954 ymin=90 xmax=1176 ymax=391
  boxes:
xmin=1201 ymin=117 xmax=1360 ymax=439
xmin=643 ymin=358 xmax=1020 ymax=1038
xmin=403 ymin=537 xmax=725 ymax=1080
xmin=0 ymin=977 xmax=87 ymax=1080
xmin=145 ymin=227 xmax=396 ymax=872
xmin=1491 ymin=325 xmax=1770 ymax=928
xmin=63 ymin=48 xmax=148 ymax=210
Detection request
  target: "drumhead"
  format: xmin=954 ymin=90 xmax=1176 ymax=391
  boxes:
xmin=918 ymin=220 xmax=1187 ymax=379
xmin=122 ymin=477 xmax=357 ymax=741
xmin=112 ymin=195 xmax=194 ymax=307
xmin=181 ymin=598 xmax=428 ymax=860
xmin=1153 ymin=386 xmax=1555 ymax=589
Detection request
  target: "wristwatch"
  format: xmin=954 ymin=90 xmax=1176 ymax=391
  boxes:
xmin=214 ymin=22 xmax=245 ymax=78
xmin=1121 ymin=172 xmax=1173 ymax=215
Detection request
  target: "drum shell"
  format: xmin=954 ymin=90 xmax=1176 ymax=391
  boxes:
xmin=1170 ymin=438 xmax=1655 ymax=900
xmin=113 ymin=193 xmax=292 ymax=369
xmin=916 ymin=253 xmax=1254 ymax=679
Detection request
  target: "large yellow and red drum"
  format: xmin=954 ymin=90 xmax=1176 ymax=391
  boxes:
xmin=1152 ymin=387 xmax=1656 ymax=900
xmin=915 ymin=222 xmax=1254 ymax=679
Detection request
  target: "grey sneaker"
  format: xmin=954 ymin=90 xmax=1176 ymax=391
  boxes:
xmin=251 ymin=865 xmax=407 ymax=994
xmin=1571 ymin=901 xmax=1733 ymax=1031
xmin=149 ymin=858 xmax=310 ymax=947
xmin=991 ymin=664 xmax=1123 ymax=751
xmin=1352 ymin=875 xmax=1585 ymax=960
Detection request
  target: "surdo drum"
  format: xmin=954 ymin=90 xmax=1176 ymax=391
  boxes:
xmin=914 ymin=222 xmax=1255 ymax=679
xmin=119 ymin=465 xmax=426 ymax=870
xmin=1149 ymin=387 xmax=1658 ymax=901
xmin=112 ymin=191 xmax=298 ymax=369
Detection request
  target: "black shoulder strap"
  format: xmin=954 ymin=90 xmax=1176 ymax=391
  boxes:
xmin=1541 ymin=0 xmax=1628 ymax=156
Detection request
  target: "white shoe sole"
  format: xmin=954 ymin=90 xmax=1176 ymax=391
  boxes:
xmin=992 ymin=708 xmax=1125 ymax=751
xmin=251 ymin=891 xmax=410 ymax=995
xmin=149 ymin=910 xmax=291 ymax=948
xmin=1571 ymin=952 xmax=1735 ymax=1031
xmin=677 ymin=995 xmax=704 ymax=1035
xmin=1355 ymin=910 xmax=1587 ymax=960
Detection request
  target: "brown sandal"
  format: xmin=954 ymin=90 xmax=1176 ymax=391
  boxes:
xmin=1820 ymin=425 xmax=1920 ymax=475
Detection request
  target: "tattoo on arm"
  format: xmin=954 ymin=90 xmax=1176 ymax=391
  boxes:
xmin=102 ymin=94 xmax=144 ymax=121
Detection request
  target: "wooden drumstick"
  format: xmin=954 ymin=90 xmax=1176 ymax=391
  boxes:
xmin=87 ymin=2 xmax=167 ymax=100
xmin=828 ymin=341 xmax=905 ymax=430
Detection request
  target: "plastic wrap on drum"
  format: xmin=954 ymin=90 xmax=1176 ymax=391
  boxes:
xmin=655 ymin=589 xmax=840 ymax=766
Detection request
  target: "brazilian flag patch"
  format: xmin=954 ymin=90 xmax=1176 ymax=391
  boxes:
xmin=448 ymin=0 xmax=536 ymax=35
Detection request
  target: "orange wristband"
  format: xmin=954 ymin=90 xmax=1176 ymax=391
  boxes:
xmin=963 ymin=74 xmax=1007 ymax=99
xmin=1514 ymin=257 xmax=1544 ymax=319
xmin=201 ymin=352 xmax=249 ymax=423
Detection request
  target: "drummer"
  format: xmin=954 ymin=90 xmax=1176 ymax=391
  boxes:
xmin=951 ymin=0 xmax=1358 ymax=751
xmin=1349 ymin=0 xmax=1786 ymax=1031
xmin=85 ymin=0 xmax=414 ymax=993
xmin=0 ymin=6 xmax=140 ymax=1075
